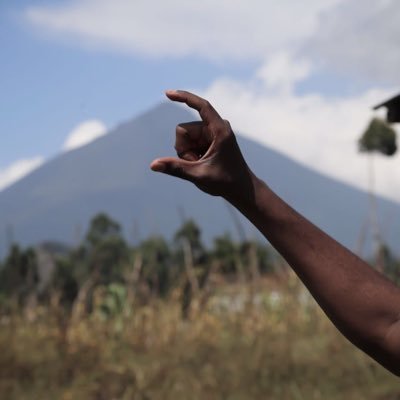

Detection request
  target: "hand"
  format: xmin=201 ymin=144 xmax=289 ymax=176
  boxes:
xmin=150 ymin=90 xmax=254 ymax=202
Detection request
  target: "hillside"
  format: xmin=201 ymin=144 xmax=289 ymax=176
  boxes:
xmin=0 ymin=102 xmax=399 ymax=256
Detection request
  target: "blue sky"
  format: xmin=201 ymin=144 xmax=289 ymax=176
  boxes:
xmin=1 ymin=1 xmax=252 ymax=164
xmin=1 ymin=0 xmax=400 ymax=200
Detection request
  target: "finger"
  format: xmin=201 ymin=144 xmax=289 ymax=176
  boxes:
xmin=175 ymin=123 xmax=203 ymax=153
xmin=177 ymin=151 xmax=199 ymax=162
xmin=177 ymin=121 xmax=204 ymax=141
xmin=165 ymin=90 xmax=222 ymax=124
xmin=150 ymin=157 xmax=195 ymax=181
xmin=175 ymin=122 xmax=211 ymax=161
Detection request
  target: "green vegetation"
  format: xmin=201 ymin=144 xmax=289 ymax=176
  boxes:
xmin=0 ymin=213 xmax=399 ymax=399
xmin=358 ymin=117 xmax=398 ymax=270
xmin=359 ymin=117 xmax=397 ymax=156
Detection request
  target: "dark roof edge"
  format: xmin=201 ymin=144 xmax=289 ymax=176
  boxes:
xmin=373 ymin=93 xmax=400 ymax=110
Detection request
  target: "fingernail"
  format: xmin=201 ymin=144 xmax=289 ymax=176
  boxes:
xmin=150 ymin=161 xmax=165 ymax=172
xmin=165 ymin=89 xmax=178 ymax=95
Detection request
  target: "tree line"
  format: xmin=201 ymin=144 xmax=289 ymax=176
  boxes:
xmin=0 ymin=213 xmax=277 ymax=318
xmin=1 ymin=211 xmax=399 ymax=320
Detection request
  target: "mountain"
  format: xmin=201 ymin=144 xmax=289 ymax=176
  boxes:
xmin=1 ymin=102 xmax=400 ymax=257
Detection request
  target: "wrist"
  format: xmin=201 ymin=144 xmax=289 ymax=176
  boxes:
xmin=224 ymin=169 xmax=263 ymax=211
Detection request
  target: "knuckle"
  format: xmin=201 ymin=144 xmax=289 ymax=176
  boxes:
xmin=223 ymin=119 xmax=231 ymax=130
xmin=211 ymin=119 xmax=231 ymax=137
xmin=201 ymin=100 xmax=214 ymax=116
xmin=176 ymin=125 xmax=185 ymax=135
xmin=203 ymin=100 xmax=212 ymax=109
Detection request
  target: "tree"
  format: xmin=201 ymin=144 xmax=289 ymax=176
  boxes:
xmin=85 ymin=213 xmax=123 ymax=247
xmin=212 ymin=233 xmax=237 ymax=274
xmin=240 ymin=240 xmax=272 ymax=275
xmin=51 ymin=257 xmax=79 ymax=308
xmin=359 ymin=118 xmax=397 ymax=156
xmin=0 ymin=244 xmax=39 ymax=306
xmin=84 ymin=213 xmax=129 ymax=283
xmin=174 ymin=220 xmax=205 ymax=285
xmin=358 ymin=117 xmax=397 ymax=269
xmin=174 ymin=219 xmax=205 ymax=264
xmin=50 ymin=213 xmax=129 ymax=317
xmin=138 ymin=236 xmax=172 ymax=297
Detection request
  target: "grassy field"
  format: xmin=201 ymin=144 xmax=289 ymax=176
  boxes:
xmin=0 ymin=273 xmax=399 ymax=400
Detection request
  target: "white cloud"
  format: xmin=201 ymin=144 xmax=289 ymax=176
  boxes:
xmin=199 ymin=63 xmax=400 ymax=202
xmin=25 ymin=0 xmax=341 ymax=61
xmin=0 ymin=157 xmax=44 ymax=192
xmin=63 ymin=119 xmax=107 ymax=151
xmin=0 ymin=119 xmax=107 ymax=191
xmin=25 ymin=0 xmax=400 ymax=84
xmin=23 ymin=0 xmax=400 ymax=202
xmin=305 ymin=0 xmax=400 ymax=84
xmin=256 ymin=51 xmax=312 ymax=94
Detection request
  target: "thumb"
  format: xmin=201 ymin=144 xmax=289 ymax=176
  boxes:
xmin=150 ymin=157 xmax=195 ymax=181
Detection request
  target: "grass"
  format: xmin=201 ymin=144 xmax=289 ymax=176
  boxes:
xmin=0 ymin=273 xmax=399 ymax=399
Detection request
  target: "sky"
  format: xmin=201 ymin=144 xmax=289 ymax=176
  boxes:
xmin=1 ymin=0 xmax=400 ymax=201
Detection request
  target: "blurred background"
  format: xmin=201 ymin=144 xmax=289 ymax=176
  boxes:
xmin=1 ymin=1 xmax=400 ymax=398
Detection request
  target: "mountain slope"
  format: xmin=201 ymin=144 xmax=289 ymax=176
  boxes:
xmin=1 ymin=102 xmax=399 ymax=256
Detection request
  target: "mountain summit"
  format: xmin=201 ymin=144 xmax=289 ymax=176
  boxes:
xmin=1 ymin=102 xmax=399 ymax=256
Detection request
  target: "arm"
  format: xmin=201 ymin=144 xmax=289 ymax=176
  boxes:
xmin=151 ymin=90 xmax=400 ymax=375
xmin=234 ymin=173 xmax=400 ymax=375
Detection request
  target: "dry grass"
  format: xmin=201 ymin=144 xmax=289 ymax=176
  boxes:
xmin=0 ymin=273 xmax=398 ymax=400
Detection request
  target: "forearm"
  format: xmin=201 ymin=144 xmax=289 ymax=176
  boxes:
xmin=155 ymin=90 xmax=400 ymax=374
xmin=228 ymin=172 xmax=400 ymax=374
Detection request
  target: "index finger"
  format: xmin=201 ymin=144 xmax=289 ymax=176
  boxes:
xmin=165 ymin=90 xmax=222 ymax=124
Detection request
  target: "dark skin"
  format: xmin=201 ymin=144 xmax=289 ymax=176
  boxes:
xmin=151 ymin=90 xmax=400 ymax=376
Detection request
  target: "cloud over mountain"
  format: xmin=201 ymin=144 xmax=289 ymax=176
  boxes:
xmin=19 ymin=1 xmax=400 ymax=210
xmin=63 ymin=119 xmax=107 ymax=151
xmin=0 ymin=157 xmax=44 ymax=192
